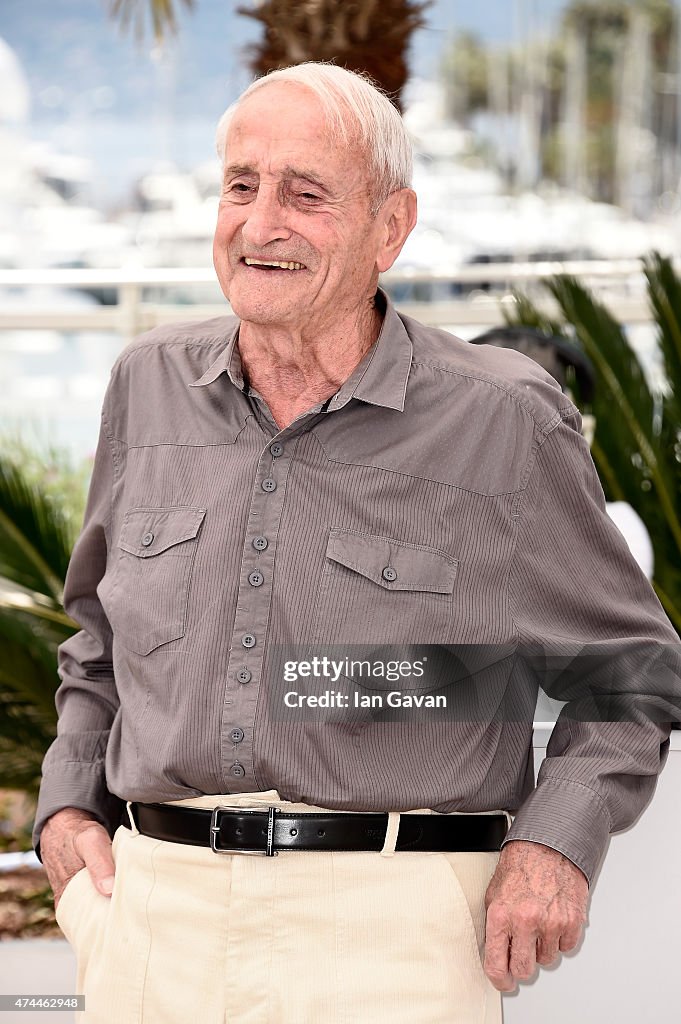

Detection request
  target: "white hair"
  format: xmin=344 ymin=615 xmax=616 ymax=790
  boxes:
xmin=215 ymin=62 xmax=413 ymax=213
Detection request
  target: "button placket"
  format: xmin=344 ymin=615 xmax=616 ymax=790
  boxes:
xmin=220 ymin=433 xmax=301 ymax=790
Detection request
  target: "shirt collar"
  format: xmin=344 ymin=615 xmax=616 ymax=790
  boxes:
xmin=329 ymin=289 xmax=412 ymax=413
xmin=189 ymin=321 xmax=243 ymax=390
xmin=189 ymin=288 xmax=412 ymax=413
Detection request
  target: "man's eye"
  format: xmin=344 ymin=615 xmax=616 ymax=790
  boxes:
xmin=297 ymin=192 xmax=321 ymax=202
xmin=229 ymin=183 xmax=254 ymax=195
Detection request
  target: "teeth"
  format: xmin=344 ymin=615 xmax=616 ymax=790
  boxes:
xmin=244 ymin=258 xmax=305 ymax=270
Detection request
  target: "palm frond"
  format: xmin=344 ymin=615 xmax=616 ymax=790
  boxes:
xmin=0 ymin=450 xmax=79 ymax=791
xmin=109 ymin=0 xmax=195 ymax=42
xmin=0 ymin=684 xmax=59 ymax=794
xmin=546 ymin=275 xmax=681 ymax=557
xmin=501 ymin=291 xmax=565 ymax=337
xmin=0 ymin=577 xmax=76 ymax=630
xmin=0 ymin=689 xmax=57 ymax=747
xmin=502 ymin=258 xmax=681 ymax=634
xmin=0 ymin=460 xmax=72 ymax=600
xmin=0 ymin=622 xmax=63 ymax=716
xmin=237 ymin=0 xmax=432 ymax=109
xmin=644 ymin=253 xmax=681 ymax=403
xmin=0 ymin=736 xmax=50 ymax=795
xmin=643 ymin=252 xmax=681 ymax=513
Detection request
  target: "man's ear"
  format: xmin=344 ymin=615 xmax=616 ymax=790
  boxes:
xmin=376 ymin=189 xmax=418 ymax=274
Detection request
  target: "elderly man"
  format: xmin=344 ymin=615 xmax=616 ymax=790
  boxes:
xmin=36 ymin=63 xmax=678 ymax=1023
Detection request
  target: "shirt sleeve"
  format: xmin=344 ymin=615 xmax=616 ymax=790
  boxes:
xmin=503 ymin=405 xmax=681 ymax=884
xmin=33 ymin=400 xmax=125 ymax=856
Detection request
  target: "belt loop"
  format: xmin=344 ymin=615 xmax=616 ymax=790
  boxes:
xmin=380 ymin=811 xmax=401 ymax=858
xmin=265 ymin=806 xmax=277 ymax=856
xmin=126 ymin=801 xmax=140 ymax=836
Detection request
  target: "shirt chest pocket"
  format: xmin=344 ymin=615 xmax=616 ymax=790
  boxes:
xmin=102 ymin=506 xmax=206 ymax=655
xmin=313 ymin=529 xmax=458 ymax=647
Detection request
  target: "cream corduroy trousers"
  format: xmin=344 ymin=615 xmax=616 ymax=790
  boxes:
xmin=55 ymin=792 xmax=505 ymax=1024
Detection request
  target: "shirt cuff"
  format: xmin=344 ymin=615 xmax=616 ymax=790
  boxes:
xmin=502 ymin=777 xmax=611 ymax=885
xmin=33 ymin=762 xmax=125 ymax=861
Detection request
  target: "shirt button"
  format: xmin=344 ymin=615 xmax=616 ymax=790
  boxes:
xmin=252 ymin=536 xmax=268 ymax=551
xmin=230 ymin=728 xmax=245 ymax=743
xmin=382 ymin=566 xmax=398 ymax=582
xmin=262 ymin=477 xmax=277 ymax=492
xmin=236 ymin=667 xmax=252 ymax=684
xmin=141 ymin=532 xmax=154 ymax=547
xmin=248 ymin=570 xmax=264 ymax=587
xmin=230 ymin=762 xmax=245 ymax=778
xmin=241 ymin=633 xmax=256 ymax=649
xmin=270 ymin=442 xmax=284 ymax=457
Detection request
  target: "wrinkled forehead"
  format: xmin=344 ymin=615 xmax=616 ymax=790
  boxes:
xmin=225 ymin=80 xmax=366 ymax=168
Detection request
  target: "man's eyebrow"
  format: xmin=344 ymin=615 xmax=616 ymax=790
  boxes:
xmin=223 ymin=164 xmax=256 ymax=179
xmin=282 ymin=167 xmax=331 ymax=192
xmin=222 ymin=163 xmax=333 ymax=193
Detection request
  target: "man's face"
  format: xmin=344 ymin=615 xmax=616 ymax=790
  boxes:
xmin=213 ymin=82 xmax=394 ymax=331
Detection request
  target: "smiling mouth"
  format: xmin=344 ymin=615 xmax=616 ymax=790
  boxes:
xmin=242 ymin=258 xmax=306 ymax=271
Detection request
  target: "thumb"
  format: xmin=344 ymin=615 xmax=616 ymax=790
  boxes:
xmin=74 ymin=823 xmax=116 ymax=897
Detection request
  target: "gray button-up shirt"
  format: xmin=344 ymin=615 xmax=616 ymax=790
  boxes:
xmin=34 ymin=293 xmax=680 ymax=882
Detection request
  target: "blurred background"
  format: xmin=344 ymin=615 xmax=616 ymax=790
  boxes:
xmin=2 ymin=2 xmax=680 ymax=445
xmin=2 ymin=2 xmax=681 ymax=446
xmin=0 ymin=0 xmax=680 ymax=937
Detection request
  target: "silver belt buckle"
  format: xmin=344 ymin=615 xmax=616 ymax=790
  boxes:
xmin=209 ymin=804 xmax=279 ymax=856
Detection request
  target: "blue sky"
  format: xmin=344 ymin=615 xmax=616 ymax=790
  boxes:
xmin=1 ymin=0 xmax=571 ymax=121
xmin=0 ymin=1 xmax=571 ymax=202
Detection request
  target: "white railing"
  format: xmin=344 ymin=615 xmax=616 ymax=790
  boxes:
xmin=0 ymin=260 xmax=662 ymax=342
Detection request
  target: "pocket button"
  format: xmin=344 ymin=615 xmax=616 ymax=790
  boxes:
xmin=382 ymin=566 xmax=398 ymax=582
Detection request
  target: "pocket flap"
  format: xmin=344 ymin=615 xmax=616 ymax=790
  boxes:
xmin=119 ymin=507 xmax=206 ymax=558
xmin=326 ymin=529 xmax=457 ymax=593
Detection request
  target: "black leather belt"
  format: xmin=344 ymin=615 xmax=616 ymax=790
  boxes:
xmin=124 ymin=802 xmax=508 ymax=856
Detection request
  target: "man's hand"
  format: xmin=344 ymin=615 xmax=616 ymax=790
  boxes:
xmin=40 ymin=808 xmax=115 ymax=909
xmin=483 ymin=839 xmax=588 ymax=991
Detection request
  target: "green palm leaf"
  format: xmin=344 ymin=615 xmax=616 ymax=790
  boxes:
xmin=643 ymin=253 xmax=681 ymax=511
xmin=546 ymin=275 xmax=681 ymax=558
xmin=502 ymin=257 xmax=681 ymax=634
xmin=0 ymin=690 xmax=56 ymax=750
xmin=0 ymin=461 xmax=72 ymax=600
xmin=0 ymin=451 xmax=80 ymax=792
xmin=502 ymin=290 xmax=565 ymax=337
xmin=0 ymin=615 xmax=67 ymax=716
xmin=0 ymin=732 xmax=53 ymax=795
xmin=109 ymin=0 xmax=195 ymax=41
xmin=644 ymin=253 xmax=681 ymax=400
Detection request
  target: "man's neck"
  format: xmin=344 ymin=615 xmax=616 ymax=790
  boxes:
xmin=236 ymin=297 xmax=383 ymax=430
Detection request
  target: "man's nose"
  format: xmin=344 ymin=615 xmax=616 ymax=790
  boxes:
xmin=241 ymin=183 xmax=292 ymax=249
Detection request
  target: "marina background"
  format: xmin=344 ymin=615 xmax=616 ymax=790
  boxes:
xmin=0 ymin=8 xmax=680 ymax=1018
